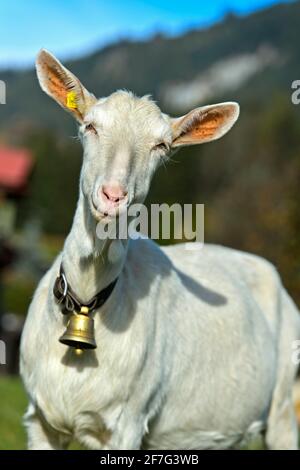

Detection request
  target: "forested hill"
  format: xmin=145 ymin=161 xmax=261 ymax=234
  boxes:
xmin=0 ymin=1 xmax=299 ymax=136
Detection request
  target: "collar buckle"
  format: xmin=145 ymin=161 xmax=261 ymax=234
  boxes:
xmin=60 ymin=272 xmax=68 ymax=298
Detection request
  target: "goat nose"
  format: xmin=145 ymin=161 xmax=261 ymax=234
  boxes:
xmin=100 ymin=184 xmax=127 ymax=204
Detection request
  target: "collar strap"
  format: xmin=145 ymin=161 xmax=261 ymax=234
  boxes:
xmin=53 ymin=265 xmax=118 ymax=315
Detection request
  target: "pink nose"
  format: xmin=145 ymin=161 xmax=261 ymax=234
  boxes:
xmin=100 ymin=184 xmax=127 ymax=204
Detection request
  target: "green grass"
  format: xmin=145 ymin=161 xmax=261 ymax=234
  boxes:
xmin=3 ymin=276 xmax=35 ymax=317
xmin=0 ymin=376 xmax=27 ymax=449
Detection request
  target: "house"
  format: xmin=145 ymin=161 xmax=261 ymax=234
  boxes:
xmin=0 ymin=147 xmax=33 ymax=196
xmin=0 ymin=146 xmax=33 ymax=236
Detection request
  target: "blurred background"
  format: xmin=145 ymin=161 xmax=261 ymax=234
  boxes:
xmin=0 ymin=0 xmax=299 ymax=449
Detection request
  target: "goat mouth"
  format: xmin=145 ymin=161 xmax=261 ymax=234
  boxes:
xmin=90 ymin=200 xmax=110 ymax=221
xmin=90 ymin=199 xmax=123 ymax=221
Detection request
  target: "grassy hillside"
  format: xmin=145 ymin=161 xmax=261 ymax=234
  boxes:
xmin=0 ymin=377 xmax=27 ymax=449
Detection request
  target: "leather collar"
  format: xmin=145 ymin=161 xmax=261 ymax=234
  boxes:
xmin=53 ymin=265 xmax=118 ymax=315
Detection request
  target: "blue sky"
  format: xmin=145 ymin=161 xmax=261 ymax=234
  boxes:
xmin=0 ymin=0 xmax=293 ymax=69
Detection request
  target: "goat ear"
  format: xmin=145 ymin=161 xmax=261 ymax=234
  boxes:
xmin=36 ymin=49 xmax=96 ymax=122
xmin=171 ymin=102 xmax=239 ymax=148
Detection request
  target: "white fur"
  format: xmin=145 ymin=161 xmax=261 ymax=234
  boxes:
xmin=20 ymin=50 xmax=300 ymax=450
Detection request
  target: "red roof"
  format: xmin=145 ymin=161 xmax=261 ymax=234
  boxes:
xmin=0 ymin=147 xmax=33 ymax=193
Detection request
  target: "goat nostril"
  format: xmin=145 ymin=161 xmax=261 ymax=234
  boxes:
xmin=101 ymin=185 xmax=128 ymax=204
xmin=102 ymin=188 xmax=111 ymax=201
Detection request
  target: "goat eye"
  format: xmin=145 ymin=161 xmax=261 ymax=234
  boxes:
xmin=85 ymin=123 xmax=97 ymax=134
xmin=152 ymin=142 xmax=169 ymax=153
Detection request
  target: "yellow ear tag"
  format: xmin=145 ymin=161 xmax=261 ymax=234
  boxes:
xmin=66 ymin=91 xmax=77 ymax=109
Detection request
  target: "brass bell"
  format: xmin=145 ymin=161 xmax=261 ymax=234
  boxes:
xmin=59 ymin=306 xmax=97 ymax=355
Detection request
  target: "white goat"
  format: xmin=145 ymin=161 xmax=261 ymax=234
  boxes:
xmin=20 ymin=49 xmax=300 ymax=450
